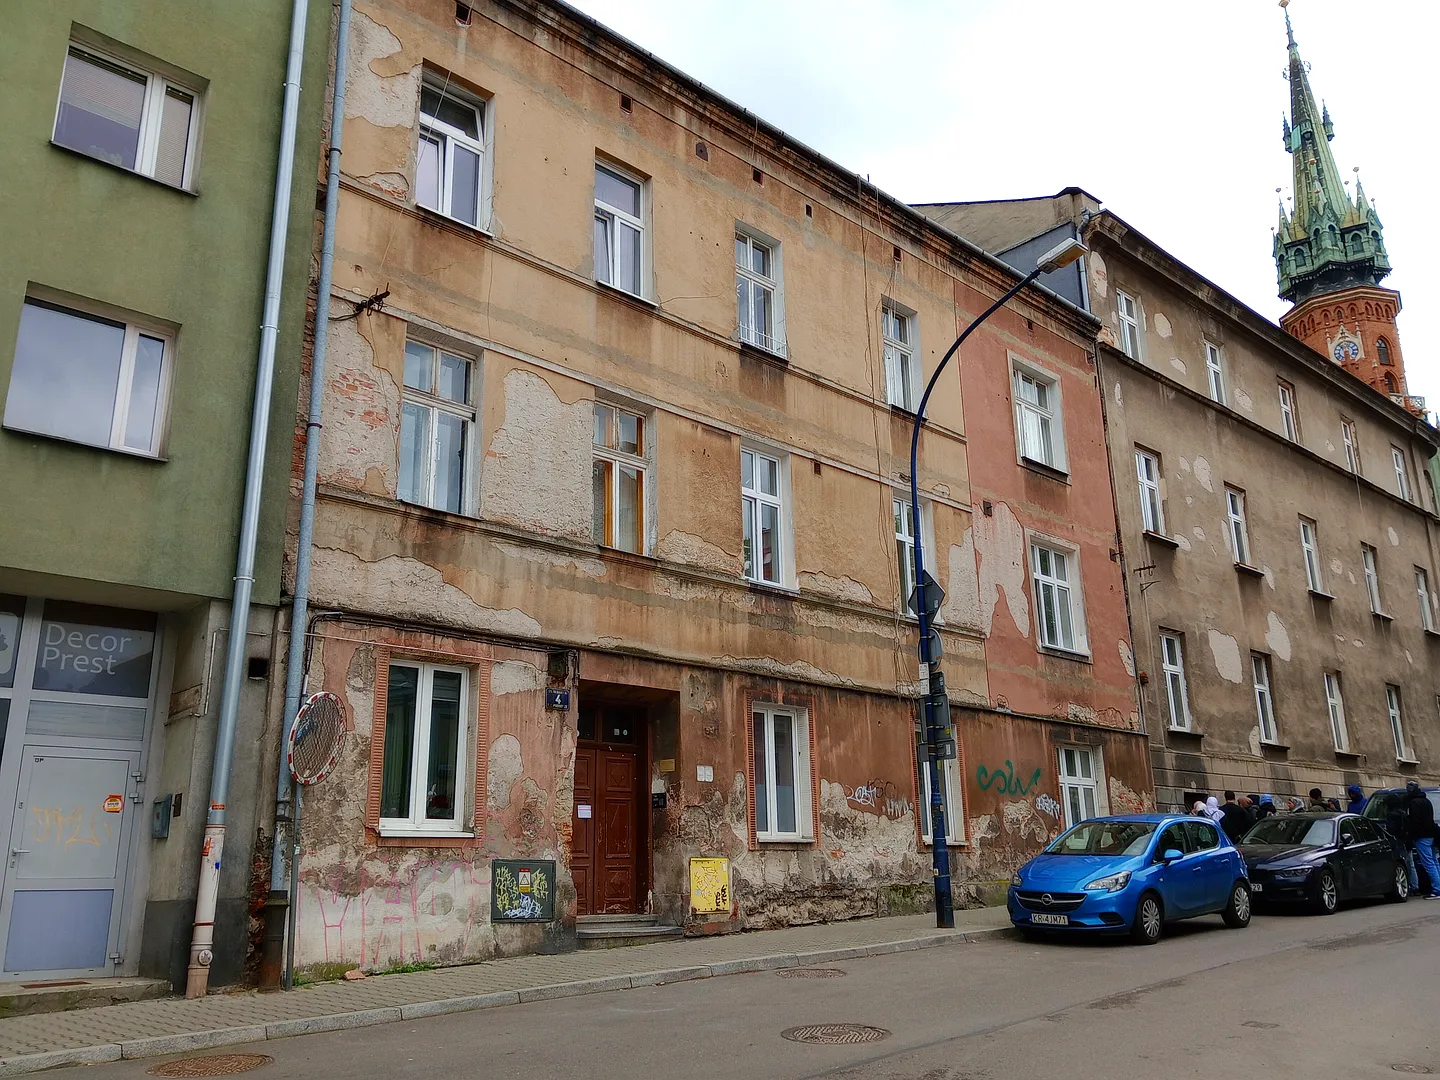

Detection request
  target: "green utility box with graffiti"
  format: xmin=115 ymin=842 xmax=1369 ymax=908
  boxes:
xmin=491 ymin=859 xmax=556 ymax=922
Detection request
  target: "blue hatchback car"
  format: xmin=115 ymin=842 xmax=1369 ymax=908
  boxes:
xmin=1008 ymin=814 xmax=1251 ymax=944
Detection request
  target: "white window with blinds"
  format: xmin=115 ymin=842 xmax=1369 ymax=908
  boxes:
xmin=53 ymin=42 xmax=201 ymax=188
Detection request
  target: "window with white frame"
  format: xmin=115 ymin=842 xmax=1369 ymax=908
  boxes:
xmin=1323 ymin=671 xmax=1348 ymax=752
xmin=1417 ymin=567 xmax=1436 ymax=632
xmin=1386 ymin=685 xmax=1410 ymax=761
xmin=1205 ymin=342 xmax=1227 ymax=405
xmin=915 ymin=753 xmax=964 ymax=845
xmin=3 ymin=297 xmax=170 ymax=456
xmin=895 ymin=497 xmax=918 ymax=616
xmin=1116 ymin=291 xmax=1141 ymax=359
xmin=1299 ymin=517 xmax=1323 ymax=592
xmin=1013 ymin=363 xmax=1066 ymax=471
xmin=1362 ymin=544 xmax=1383 ymax=613
xmin=594 ymin=162 xmax=645 ymax=297
xmin=592 ymin=403 xmax=648 ymax=553
xmin=1278 ymin=380 xmax=1299 ymax=441
xmin=1159 ymin=632 xmax=1191 ymax=731
xmin=399 ymin=340 xmax=474 ymax=514
xmin=741 ymin=447 xmax=785 ymax=585
xmin=1136 ymin=448 xmax=1164 ymax=533
xmin=751 ymin=704 xmax=812 ymax=841
xmin=1341 ymin=419 xmax=1360 ymax=473
xmin=416 ymin=82 xmax=486 ymax=228
xmin=1392 ymin=446 xmax=1412 ymax=500
xmin=1225 ymin=486 xmax=1250 ymax=565
xmin=381 ymin=662 xmax=469 ymax=832
xmin=1031 ymin=541 xmax=1086 ymax=653
xmin=1058 ymin=746 xmax=1101 ymax=828
xmin=54 ymin=43 xmax=201 ymax=188
xmin=1252 ymin=653 xmax=1278 ymax=744
xmin=736 ymin=231 xmax=783 ymax=354
xmin=883 ymin=303 xmax=919 ymax=411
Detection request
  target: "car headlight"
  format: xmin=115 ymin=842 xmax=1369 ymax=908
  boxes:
xmin=1010 ymin=872 xmax=1023 ymax=887
xmin=1273 ymin=867 xmax=1312 ymax=880
xmin=1084 ymin=870 xmax=1132 ymax=892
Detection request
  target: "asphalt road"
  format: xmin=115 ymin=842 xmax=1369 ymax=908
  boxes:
xmin=84 ymin=899 xmax=1440 ymax=1080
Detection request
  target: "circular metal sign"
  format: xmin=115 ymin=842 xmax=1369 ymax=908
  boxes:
xmin=288 ymin=690 xmax=347 ymax=786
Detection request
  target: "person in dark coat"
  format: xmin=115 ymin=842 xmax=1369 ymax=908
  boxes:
xmin=1405 ymin=782 xmax=1440 ymax=899
xmin=1307 ymin=788 xmax=1330 ymax=812
xmin=1385 ymin=795 xmax=1419 ymax=891
xmin=1346 ymin=784 xmax=1367 ymax=814
xmin=1219 ymin=791 xmax=1249 ymax=844
xmin=1256 ymin=795 xmax=1276 ymax=820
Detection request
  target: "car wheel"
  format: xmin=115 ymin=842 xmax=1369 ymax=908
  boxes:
xmin=1386 ymin=863 xmax=1410 ymax=903
xmin=1131 ymin=892 xmax=1163 ymax=945
xmin=1310 ymin=868 xmax=1338 ymax=915
xmin=1222 ymin=881 xmax=1252 ymax=928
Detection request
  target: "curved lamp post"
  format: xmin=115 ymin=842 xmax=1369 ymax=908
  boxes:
xmin=907 ymin=235 xmax=1087 ymax=927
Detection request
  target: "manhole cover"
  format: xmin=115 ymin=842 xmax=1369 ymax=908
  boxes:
xmin=150 ymin=1054 xmax=274 ymax=1077
xmin=777 ymin=967 xmax=847 ymax=979
xmin=782 ymin=1024 xmax=890 ymax=1045
xmin=1392 ymin=1067 xmax=1432 ymax=1075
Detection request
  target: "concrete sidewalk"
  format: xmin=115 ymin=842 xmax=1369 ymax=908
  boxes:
xmin=0 ymin=908 xmax=1012 ymax=1076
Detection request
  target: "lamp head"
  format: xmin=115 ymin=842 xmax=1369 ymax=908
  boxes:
xmin=1035 ymin=236 xmax=1087 ymax=275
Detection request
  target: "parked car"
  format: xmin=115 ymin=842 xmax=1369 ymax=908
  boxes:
xmin=1240 ymin=812 xmax=1409 ymax=913
xmin=1008 ymin=814 xmax=1251 ymax=945
xmin=1363 ymin=787 xmax=1440 ymax=894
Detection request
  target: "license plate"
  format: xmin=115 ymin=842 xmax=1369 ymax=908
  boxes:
xmin=1250 ymin=882 xmax=1263 ymax=893
xmin=1031 ymin=913 xmax=1069 ymax=926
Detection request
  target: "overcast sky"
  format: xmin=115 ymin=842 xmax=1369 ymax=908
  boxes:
xmin=568 ymin=0 xmax=1438 ymax=410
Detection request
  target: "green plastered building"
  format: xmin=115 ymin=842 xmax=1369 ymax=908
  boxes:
xmin=0 ymin=0 xmax=327 ymax=988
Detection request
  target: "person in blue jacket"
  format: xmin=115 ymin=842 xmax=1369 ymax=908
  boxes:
xmin=1346 ymin=784 xmax=1367 ymax=814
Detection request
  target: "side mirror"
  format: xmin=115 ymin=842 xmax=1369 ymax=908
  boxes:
xmin=1339 ymin=833 xmax=1354 ymax=847
xmin=1162 ymin=848 xmax=1184 ymax=863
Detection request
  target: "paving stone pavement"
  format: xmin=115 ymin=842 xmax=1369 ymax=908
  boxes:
xmin=0 ymin=908 xmax=1011 ymax=1075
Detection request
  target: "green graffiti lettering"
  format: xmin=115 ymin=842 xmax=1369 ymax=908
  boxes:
xmin=975 ymin=760 xmax=1043 ymax=796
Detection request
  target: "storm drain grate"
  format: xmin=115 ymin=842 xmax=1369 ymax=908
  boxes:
xmin=149 ymin=1054 xmax=274 ymax=1077
xmin=777 ymin=967 xmax=847 ymax=979
xmin=782 ymin=1024 xmax=890 ymax=1045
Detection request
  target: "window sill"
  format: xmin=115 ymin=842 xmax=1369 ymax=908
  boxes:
xmin=415 ymin=203 xmax=493 ymax=238
xmin=2 ymin=422 xmax=168 ymax=462
xmin=756 ymin=836 xmax=815 ymax=846
xmin=397 ymin=496 xmax=479 ymax=521
xmin=747 ymin=578 xmax=799 ymax=598
xmin=1019 ymin=456 xmax=1070 ymax=483
xmin=1143 ymin=530 xmax=1179 ymax=549
xmin=1259 ymin=740 xmax=1290 ymax=753
xmin=50 ymin=139 xmax=198 ymax=196
xmin=377 ymin=828 xmax=475 ymax=839
xmin=1308 ymin=589 xmax=1335 ymax=602
xmin=1424 ymin=628 xmax=1440 ymax=640
xmin=1166 ymin=726 xmax=1203 ymax=739
xmin=888 ymin=402 xmax=918 ymax=419
xmin=738 ymin=339 xmax=789 ymax=365
xmin=1372 ymin=610 xmax=1395 ymax=622
xmin=596 ymin=279 xmax=658 ymax=308
xmin=1397 ymin=757 xmax=1421 ymax=767
xmin=1334 ymin=749 xmax=1364 ymax=761
xmin=1234 ymin=562 xmax=1266 ymax=578
xmin=1038 ymin=645 xmax=1092 ymax=664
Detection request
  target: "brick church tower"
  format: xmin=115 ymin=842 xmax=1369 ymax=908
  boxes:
xmin=1272 ymin=2 xmax=1423 ymax=413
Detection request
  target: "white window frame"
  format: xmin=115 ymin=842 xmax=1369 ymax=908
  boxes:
xmin=1136 ymin=448 xmax=1164 ymax=533
xmin=1278 ymin=380 xmax=1299 ymax=442
xmin=882 ymin=301 xmax=921 ymax=412
xmin=741 ymin=445 xmax=790 ymax=587
xmin=735 ymin=227 xmax=785 ymax=355
xmin=54 ymin=42 xmax=203 ymax=188
xmin=1159 ymin=632 xmax=1191 ymax=731
xmin=1392 ymin=446 xmax=1412 ymax=500
xmin=893 ymin=494 xmax=939 ymax=620
xmin=1299 ymin=517 xmax=1323 ymax=593
xmin=1252 ymin=653 xmax=1278 ymax=744
xmin=379 ymin=661 xmax=471 ymax=835
xmin=592 ymin=402 xmax=650 ymax=554
xmin=416 ymin=79 xmax=490 ymax=229
xmin=1116 ymin=291 xmax=1141 ymax=359
xmin=1205 ymin=342 xmax=1227 ymax=405
xmin=1058 ymin=746 xmax=1103 ymax=829
xmin=917 ymin=755 xmax=965 ymax=846
xmin=1362 ymin=544 xmax=1384 ymax=614
xmin=1387 ymin=685 xmax=1412 ymax=762
xmin=1029 ymin=537 xmax=1088 ymax=655
xmin=594 ymin=160 xmax=648 ymax=299
xmin=3 ymin=294 xmax=175 ymax=458
xmin=398 ymin=340 xmax=477 ymax=514
xmin=751 ymin=704 xmax=813 ymax=842
xmin=1324 ymin=671 xmax=1349 ymax=752
xmin=1225 ymin=486 xmax=1251 ymax=565
xmin=1011 ymin=358 xmax=1068 ymax=473
xmin=1417 ymin=567 xmax=1436 ymax=632
xmin=1341 ymin=418 xmax=1360 ymax=473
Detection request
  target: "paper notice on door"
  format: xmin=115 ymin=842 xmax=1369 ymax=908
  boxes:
xmin=577 ymin=804 xmax=592 ymax=819
xmin=103 ymin=794 xmax=124 ymax=813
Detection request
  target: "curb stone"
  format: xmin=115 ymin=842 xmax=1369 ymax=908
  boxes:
xmin=0 ymin=926 xmax=1015 ymax=1076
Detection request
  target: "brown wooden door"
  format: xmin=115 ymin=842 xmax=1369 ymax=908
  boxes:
xmin=597 ymin=749 xmax=638 ymax=913
xmin=572 ymin=748 xmax=596 ymax=916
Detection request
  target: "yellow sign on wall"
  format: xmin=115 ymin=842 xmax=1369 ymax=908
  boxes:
xmin=689 ymin=857 xmax=730 ymax=914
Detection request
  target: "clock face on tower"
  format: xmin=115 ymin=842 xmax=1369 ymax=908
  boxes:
xmin=1333 ymin=339 xmax=1360 ymax=363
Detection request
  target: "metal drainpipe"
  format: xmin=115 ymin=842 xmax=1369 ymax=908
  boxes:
xmin=185 ymin=0 xmax=311 ymax=1000
xmin=259 ymin=0 xmax=353 ymax=993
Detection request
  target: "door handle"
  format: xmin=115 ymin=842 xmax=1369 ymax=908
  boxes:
xmin=11 ymin=849 xmax=30 ymax=857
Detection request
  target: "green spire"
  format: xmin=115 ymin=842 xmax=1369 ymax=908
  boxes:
xmin=1273 ymin=3 xmax=1390 ymax=304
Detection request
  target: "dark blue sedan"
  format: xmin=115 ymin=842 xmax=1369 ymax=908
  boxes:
xmin=1008 ymin=814 xmax=1252 ymax=944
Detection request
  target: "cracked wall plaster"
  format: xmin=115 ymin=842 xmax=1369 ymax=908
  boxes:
xmin=1207 ymin=629 xmax=1243 ymax=684
xmin=487 ymin=734 xmax=524 ymax=810
xmin=482 ymin=369 xmax=593 ymax=540
xmin=345 ymin=10 xmax=420 ymax=128
xmin=1388 ymin=527 xmax=1400 ymax=546
xmin=491 ymin=660 xmax=546 ymax=696
xmin=972 ymin=502 xmax=1029 ymax=639
xmin=937 ymin=530 xmax=982 ymax=632
xmin=1192 ymin=456 xmax=1214 ymax=493
xmin=319 ymin=306 xmax=399 ymax=496
xmin=1265 ymin=612 xmax=1291 ymax=661
xmin=1169 ymin=357 xmax=1186 ymax=375
xmin=658 ymin=530 xmax=743 ymax=576
xmin=798 ymin=570 xmax=876 ymax=606
xmin=1154 ymin=313 xmax=1173 ymax=338
xmin=1088 ymin=251 xmax=1108 ymax=300
xmin=1232 ymin=387 xmax=1254 ymax=413
xmin=1118 ymin=639 xmax=1135 ymax=677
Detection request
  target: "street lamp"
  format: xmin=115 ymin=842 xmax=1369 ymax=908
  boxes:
xmin=906 ymin=235 xmax=1087 ymax=928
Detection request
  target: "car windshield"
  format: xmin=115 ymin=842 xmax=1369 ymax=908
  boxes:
xmin=1047 ymin=820 xmax=1157 ymax=856
xmin=1243 ymin=816 xmax=1336 ymax=847
xmin=1364 ymin=792 xmax=1440 ymax=821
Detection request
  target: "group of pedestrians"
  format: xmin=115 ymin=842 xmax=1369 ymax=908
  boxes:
xmin=1190 ymin=790 xmax=1274 ymax=843
xmin=1382 ymin=781 xmax=1440 ymax=900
